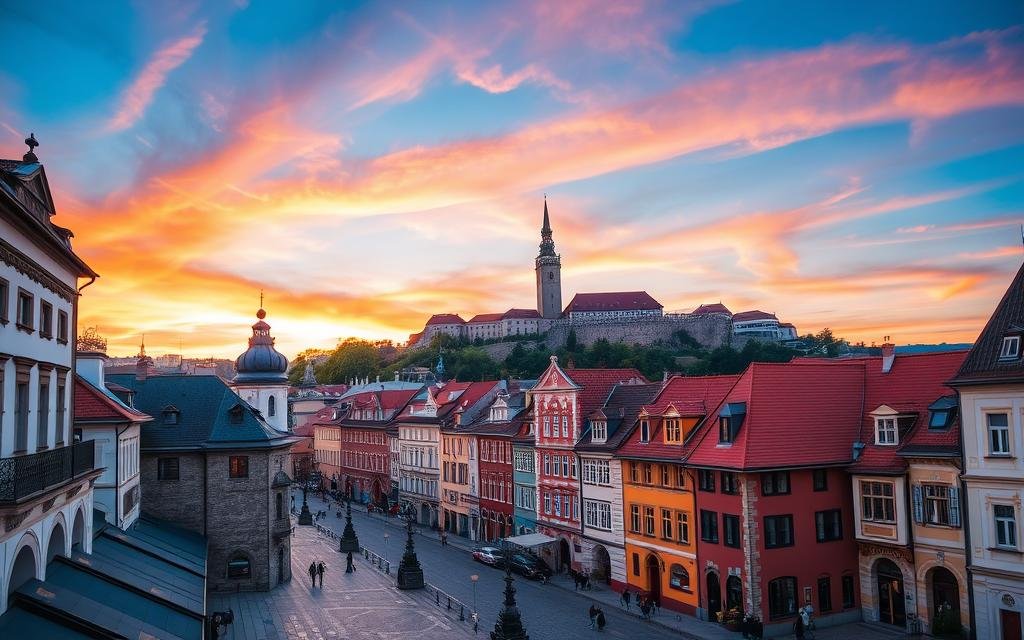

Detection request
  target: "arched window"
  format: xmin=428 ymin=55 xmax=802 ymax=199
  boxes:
xmin=726 ymin=575 xmax=743 ymax=609
xmin=227 ymin=553 xmax=252 ymax=579
xmin=669 ymin=564 xmax=690 ymax=590
xmin=268 ymin=395 xmax=276 ymax=417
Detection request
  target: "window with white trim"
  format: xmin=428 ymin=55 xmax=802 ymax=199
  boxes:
xmin=584 ymin=499 xmax=612 ymax=531
xmin=874 ymin=417 xmax=897 ymax=445
xmin=861 ymin=480 xmax=896 ymax=522
xmin=995 ymin=505 xmax=1018 ymax=549
xmin=591 ymin=420 xmax=607 ymax=443
xmin=513 ymin=450 xmax=535 ymax=473
xmin=1000 ymin=336 xmax=1020 ymax=360
xmin=987 ymin=413 xmax=1011 ymax=455
xmin=582 ymin=458 xmax=610 ymax=485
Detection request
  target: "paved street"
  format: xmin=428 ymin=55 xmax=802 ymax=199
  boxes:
xmin=210 ymin=521 xmax=473 ymax=640
xmin=295 ymin=492 xmax=913 ymax=640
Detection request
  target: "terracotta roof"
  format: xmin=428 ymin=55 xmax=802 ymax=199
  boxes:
xmin=292 ymin=424 xmax=315 ymax=437
xmin=953 ymin=261 xmax=1024 ymax=385
xmin=426 ymin=313 xmax=466 ymax=325
xmin=468 ymin=313 xmax=504 ymax=323
xmin=685 ymin=362 xmax=864 ymax=470
xmin=563 ymin=291 xmax=662 ymax=314
xmin=74 ymin=376 xmax=151 ymax=423
xmin=732 ymin=310 xmax=777 ymax=322
xmin=851 ymin=351 xmax=967 ymax=474
xmin=617 ymin=375 xmax=739 ymax=461
xmin=503 ymin=308 xmax=541 ymax=319
xmin=692 ymin=303 xmax=732 ymax=316
xmin=565 ymin=368 xmax=648 ymax=418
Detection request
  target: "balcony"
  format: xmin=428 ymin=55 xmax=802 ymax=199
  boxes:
xmin=0 ymin=440 xmax=97 ymax=504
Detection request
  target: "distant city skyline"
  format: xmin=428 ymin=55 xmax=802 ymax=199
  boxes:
xmin=2 ymin=1 xmax=1023 ymax=358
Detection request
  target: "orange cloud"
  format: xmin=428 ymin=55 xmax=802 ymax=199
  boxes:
xmin=107 ymin=23 xmax=207 ymax=131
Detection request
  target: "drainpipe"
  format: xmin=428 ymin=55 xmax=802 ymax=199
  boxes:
xmin=955 ymin=388 xmax=976 ymax=640
xmin=116 ymin=423 xmax=128 ymax=526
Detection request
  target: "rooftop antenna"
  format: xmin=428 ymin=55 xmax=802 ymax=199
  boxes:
xmin=259 ymin=288 xmax=264 ymax=309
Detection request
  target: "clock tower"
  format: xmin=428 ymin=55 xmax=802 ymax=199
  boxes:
xmin=535 ymin=198 xmax=562 ymax=319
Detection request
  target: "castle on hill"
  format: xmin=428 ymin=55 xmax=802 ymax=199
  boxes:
xmin=407 ymin=200 xmax=796 ymax=349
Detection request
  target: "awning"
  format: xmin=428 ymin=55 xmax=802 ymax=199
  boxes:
xmin=503 ymin=532 xmax=556 ymax=548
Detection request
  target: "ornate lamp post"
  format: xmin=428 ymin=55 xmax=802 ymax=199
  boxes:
xmin=339 ymin=499 xmax=360 ymax=573
xmin=383 ymin=533 xmax=390 ymax=568
xmin=471 ymin=574 xmax=480 ymax=633
xmin=490 ymin=547 xmax=529 ymax=640
xmin=297 ymin=464 xmax=320 ymax=526
xmin=396 ymin=504 xmax=424 ymax=590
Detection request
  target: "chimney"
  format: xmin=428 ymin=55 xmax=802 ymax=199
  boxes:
xmin=376 ymin=375 xmax=381 ymax=383
xmin=76 ymin=351 xmax=107 ymax=388
xmin=881 ymin=336 xmax=895 ymax=373
xmin=394 ymin=371 xmax=400 ymax=381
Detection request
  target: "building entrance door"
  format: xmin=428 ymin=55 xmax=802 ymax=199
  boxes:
xmin=706 ymin=571 xmax=721 ymax=621
xmin=877 ymin=559 xmax=906 ymax=626
xmin=1001 ymin=609 xmax=1022 ymax=640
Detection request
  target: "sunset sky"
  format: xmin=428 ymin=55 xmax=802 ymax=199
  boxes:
xmin=2 ymin=1 xmax=1024 ymax=358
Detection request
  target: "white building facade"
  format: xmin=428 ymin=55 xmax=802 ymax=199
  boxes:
xmin=0 ymin=146 xmax=99 ymax=614
xmin=952 ymin=264 xmax=1024 ymax=640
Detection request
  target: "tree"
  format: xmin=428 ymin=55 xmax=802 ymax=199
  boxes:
xmin=318 ymin=339 xmax=381 ymax=384
xmin=77 ymin=327 xmax=108 ymax=353
xmin=565 ymin=328 xmax=579 ymax=353
xmin=447 ymin=347 xmax=500 ymax=381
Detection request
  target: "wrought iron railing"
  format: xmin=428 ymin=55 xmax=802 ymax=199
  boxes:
xmin=0 ymin=440 xmax=96 ymax=503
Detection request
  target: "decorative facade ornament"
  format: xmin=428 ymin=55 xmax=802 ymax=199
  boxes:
xmin=5 ymin=512 xmax=29 ymax=533
xmin=0 ymin=237 xmax=77 ymax=302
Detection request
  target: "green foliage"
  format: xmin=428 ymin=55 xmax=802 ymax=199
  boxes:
xmin=800 ymin=328 xmax=845 ymax=357
xmin=317 ymin=339 xmax=381 ymax=384
xmin=565 ymin=328 xmax=579 ymax=352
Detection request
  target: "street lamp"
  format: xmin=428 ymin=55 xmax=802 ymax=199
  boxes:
xmin=490 ymin=545 xmax=529 ymax=640
xmin=396 ymin=503 xmax=425 ymax=590
xmin=340 ymin=499 xmax=360 ymax=573
xmin=471 ymin=574 xmax=479 ymax=633
xmin=383 ymin=533 xmax=390 ymax=566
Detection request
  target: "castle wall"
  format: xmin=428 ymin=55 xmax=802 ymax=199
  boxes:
xmin=545 ymin=316 xmax=735 ymax=349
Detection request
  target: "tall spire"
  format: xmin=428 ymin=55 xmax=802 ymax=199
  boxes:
xmin=538 ymin=197 xmax=556 ymax=258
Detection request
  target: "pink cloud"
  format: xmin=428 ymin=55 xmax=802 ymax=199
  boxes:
xmin=107 ymin=23 xmax=207 ymax=131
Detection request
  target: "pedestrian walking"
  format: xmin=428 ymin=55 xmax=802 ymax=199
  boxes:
xmin=621 ymin=588 xmax=631 ymax=610
xmin=596 ymin=609 xmax=606 ymax=632
xmin=793 ymin=614 xmax=805 ymax=640
xmin=316 ymin=561 xmax=326 ymax=587
xmin=588 ymin=605 xmax=599 ymax=629
xmin=308 ymin=562 xmax=317 ymax=587
xmin=441 ymin=531 xmax=448 ymax=547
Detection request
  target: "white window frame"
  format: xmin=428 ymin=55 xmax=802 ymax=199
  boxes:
xmin=874 ymin=417 xmax=897 ymax=446
xmin=987 ymin=412 xmax=1011 ymax=456
xmin=1000 ymin=336 xmax=1020 ymax=359
xmin=584 ymin=499 xmax=612 ymax=531
xmin=591 ymin=421 xmax=607 ymax=443
xmin=995 ymin=504 xmax=1018 ymax=549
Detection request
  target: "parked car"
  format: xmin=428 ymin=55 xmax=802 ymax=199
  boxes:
xmin=472 ymin=547 xmax=505 ymax=567
xmin=509 ymin=553 xmax=551 ymax=579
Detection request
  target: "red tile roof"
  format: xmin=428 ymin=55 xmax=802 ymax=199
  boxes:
xmin=74 ymin=376 xmax=151 ymax=423
xmin=851 ymin=350 xmax=967 ymax=473
xmin=468 ymin=313 xmax=504 ymax=323
xmin=426 ymin=313 xmax=466 ymax=325
xmin=685 ymin=362 xmax=865 ymax=470
xmin=503 ymin=308 xmax=541 ymax=319
xmin=564 ymin=368 xmax=648 ymax=417
xmin=563 ymin=291 xmax=662 ymax=314
xmin=692 ymin=303 xmax=732 ymax=316
xmin=732 ymin=310 xmax=777 ymax=322
xmin=616 ymin=375 xmax=739 ymax=460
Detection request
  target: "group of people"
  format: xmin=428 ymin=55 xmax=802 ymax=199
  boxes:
xmin=794 ymin=604 xmax=815 ymax=639
xmin=307 ymin=561 xmax=327 ymax=588
xmin=619 ymin=589 xmax=659 ymax=619
xmin=570 ymin=568 xmax=592 ymax=591
xmin=587 ymin=605 xmax=607 ymax=631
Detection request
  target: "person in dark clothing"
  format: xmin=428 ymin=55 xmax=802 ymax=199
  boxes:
xmin=588 ymin=605 xmax=599 ymax=629
xmin=308 ymin=562 xmax=317 ymax=587
xmin=596 ymin=610 xmax=606 ymax=631
xmin=794 ymin=615 xmax=805 ymax=640
xmin=621 ymin=589 xmax=631 ymax=610
xmin=316 ymin=561 xmax=326 ymax=587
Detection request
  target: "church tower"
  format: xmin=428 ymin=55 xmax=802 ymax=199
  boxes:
xmin=535 ymin=198 xmax=562 ymax=319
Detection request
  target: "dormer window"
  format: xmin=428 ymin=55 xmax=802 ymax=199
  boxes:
xmin=229 ymin=404 xmax=245 ymax=424
xmin=592 ymin=421 xmax=607 ymax=443
xmin=664 ymin=418 xmax=681 ymax=443
xmin=718 ymin=403 xmax=746 ymax=444
xmin=640 ymin=420 xmax=650 ymax=442
xmin=1001 ymin=336 xmax=1020 ymax=360
xmin=719 ymin=417 xmax=732 ymax=443
xmin=162 ymin=405 xmax=180 ymax=425
xmin=875 ymin=417 xmax=897 ymax=445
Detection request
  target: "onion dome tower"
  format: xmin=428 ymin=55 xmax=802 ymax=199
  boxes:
xmin=232 ymin=306 xmax=290 ymax=431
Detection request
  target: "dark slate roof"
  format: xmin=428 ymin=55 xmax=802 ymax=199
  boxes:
xmin=0 ymin=514 xmax=207 ymax=639
xmin=107 ymin=374 xmax=297 ymax=451
xmin=577 ymin=383 xmax=662 ymax=452
xmin=953 ymin=261 xmax=1024 ymax=385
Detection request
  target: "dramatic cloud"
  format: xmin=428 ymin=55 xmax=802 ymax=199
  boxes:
xmin=107 ymin=23 xmax=207 ymax=131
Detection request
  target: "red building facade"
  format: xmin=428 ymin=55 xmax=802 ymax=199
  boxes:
xmin=686 ymin=362 xmax=864 ymax=635
xmin=531 ymin=357 xmax=646 ymax=572
xmin=477 ymin=430 xmax=516 ymax=541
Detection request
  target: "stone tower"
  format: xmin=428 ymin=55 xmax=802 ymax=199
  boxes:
xmin=535 ymin=198 xmax=562 ymax=319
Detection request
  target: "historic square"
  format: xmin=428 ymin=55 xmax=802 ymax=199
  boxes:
xmin=2 ymin=2 xmax=1024 ymax=639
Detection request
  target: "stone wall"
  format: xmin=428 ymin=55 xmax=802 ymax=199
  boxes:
xmin=206 ymin=450 xmax=273 ymax=592
xmin=545 ymin=315 xmax=735 ymax=349
xmin=140 ymin=452 xmax=205 ymax=533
